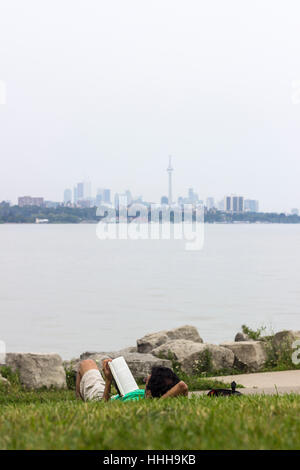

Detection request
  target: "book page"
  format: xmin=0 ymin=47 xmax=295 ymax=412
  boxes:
xmin=109 ymin=356 xmax=139 ymax=396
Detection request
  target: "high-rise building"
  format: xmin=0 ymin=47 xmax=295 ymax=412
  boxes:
xmin=244 ymin=199 xmax=259 ymax=212
xmin=103 ymin=189 xmax=111 ymax=204
xmin=63 ymin=188 xmax=72 ymax=204
xmin=224 ymin=195 xmax=244 ymax=213
xmin=96 ymin=193 xmax=102 ymax=207
xmin=73 ymin=186 xmax=78 ymax=204
xmin=18 ymin=196 xmax=44 ymax=207
xmin=187 ymin=188 xmax=199 ymax=204
xmin=73 ymin=181 xmax=92 ymax=205
xmin=97 ymin=188 xmax=111 ymax=205
xmin=77 ymin=182 xmax=84 ymax=200
xmin=114 ymin=193 xmax=128 ymax=209
xmin=167 ymin=156 xmax=173 ymax=205
xmin=125 ymin=190 xmax=132 ymax=206
xmin=83 ymin=181 xmax=91 ymax=200
xmin=218 ymin=199 xmax=224 ymax=211
xmin=206 ymin=197 xmax=215 ymax=210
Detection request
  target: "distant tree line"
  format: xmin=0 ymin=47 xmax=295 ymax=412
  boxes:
xmin=0 ymin=202 xmax=99 ymax=224
xmin=0 ymin=202 xmax=299 ymax=224
xmin=204 ymin=209 xmax=300 ymax=224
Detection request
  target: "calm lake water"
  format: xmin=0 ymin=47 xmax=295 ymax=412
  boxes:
xmin=1 ymin=224 xmax=299 ymax=359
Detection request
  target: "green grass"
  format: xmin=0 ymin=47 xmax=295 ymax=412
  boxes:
xmin=0 ymin=382 xmax=300 ymax=450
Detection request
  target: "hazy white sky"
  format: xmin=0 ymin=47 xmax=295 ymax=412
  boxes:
xmin=0 ymin=0 xmax=300 ymax=211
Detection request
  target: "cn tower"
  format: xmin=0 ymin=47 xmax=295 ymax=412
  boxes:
xmin=167 ymin=155 xmax=173 ymax=205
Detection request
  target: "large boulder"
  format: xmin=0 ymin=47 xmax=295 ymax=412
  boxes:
xmin=272 ymin=330 xmax=300 ymax=351
xmin=152 ymin=340 xmax=234 ymax=375
xmin=79 ymin=351 xmax=172 ymax=379
xmin=220 ymin=341 xmax=267 ymax=371
xmin=137 ymin=325 xmax=203 ymax=353
xmin=5 ymin=353 xmax=67 ymax=389
xmin=80 ymin=346 xmax=136 ymax=361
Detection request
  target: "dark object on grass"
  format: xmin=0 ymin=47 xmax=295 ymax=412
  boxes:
xmin=207 ymin=381 xmax=242 ymax=397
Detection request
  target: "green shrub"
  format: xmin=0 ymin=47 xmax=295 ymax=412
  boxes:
xmin=193 ymin=349 xmax=214 ymax=375
xmin=65 ymin=368 xmax=76 ymax=390
xmin=264 ymin=339 xmax=297 ymax=371
xmin=0 ymin=366 xmax=20 ymax=386
xmin=241 ymin=324 xmax=267 ymax=340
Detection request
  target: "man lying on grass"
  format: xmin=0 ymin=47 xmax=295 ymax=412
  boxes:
xmin=76 ymin=358 xmax=188 ymax=402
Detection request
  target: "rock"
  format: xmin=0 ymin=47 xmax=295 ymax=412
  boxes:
xmin=137 ymin=325 xmax=203 ymax=353
xmin=80 ymin=346 xmax=136 ymax=361
xmin=119 ymin=353 xmax=172 ymax=379
xmin=63 ymin=358 xmax=81 ymax=374
xmin=80 ymin=351 xmax=172 ymax=379
xmin=272 ymin=330 xmax=300 ymax=351
xmin=220 ymin=341 xmax=267 ymax=371
xmin=79 ymin=352 xmax=112 ymax=364
xmin=235 ymin=332 xmax=250 ymax=342
xmin=152 ymin=340 xmax=234 ymax=375
xmin=5 ymin=353 xmax=67 ymax=389
xmin=118 ymin=346 xmax=137 ymax=354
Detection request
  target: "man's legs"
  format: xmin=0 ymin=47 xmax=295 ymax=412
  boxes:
xmin=76 ymin=359 xmax=101 ymax=400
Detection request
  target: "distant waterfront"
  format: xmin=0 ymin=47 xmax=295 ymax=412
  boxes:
xmin=1 ymin=202 xmax=300 ymax=224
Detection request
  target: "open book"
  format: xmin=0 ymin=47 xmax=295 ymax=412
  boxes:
xmin=108 ymin=356 xmax=139 ymax=396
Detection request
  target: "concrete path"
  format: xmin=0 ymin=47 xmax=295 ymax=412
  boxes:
xmin=190 ymin=370 xmax=300 ymax=396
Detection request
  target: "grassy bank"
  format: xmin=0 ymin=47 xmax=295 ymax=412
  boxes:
xmin=0 ymin=383 xmax=300 ymax=450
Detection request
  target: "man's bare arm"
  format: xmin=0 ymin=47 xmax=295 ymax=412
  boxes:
xmin=102 ymin=359 xmax=113 ymax=402
xmin=160 ymin=381 xmax=188 ymax=399
xmin=103 ymin=378 xmax=113 ymax=401
xmin=75 ymin=370 xmax=82 ymax=399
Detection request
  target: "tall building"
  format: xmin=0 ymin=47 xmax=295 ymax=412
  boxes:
xmin=63 ymin=188 xmax=72 ymax=204
xmin=218 ymin=199 xmax=224 ymax=211
xmin=96 ymin=193 xmax=102 ymax=207
xmin=73 ymin=181 xmax=92 ymax=205
xmin=83 ymin=181 xmax=91 ymax=200
xmin=97 ymin=188 xmax=111 ymax=205
xmin=73 ymin=186 xmax=78 ymax=204
xmin=188 ymin=188 xmax=199 ymax=204
xmin=103 ymin=189 xmax=111 ymax=204
xmin=244 ymin=199 xmax=259 ymax=212
xmin=77 ymin=182 xmax=84 ymax=200
xmin=114 ymin=193 xmax=128 ymax=209
xmin=125 ymin=190 xmax=132 ymax=205
xmin=206 ymin=197 xmax=215 ymax=210
xmin=18 ymin=196 xmax=44 ymax=207
xmin=167 ymin=156 xmax=173 ymax=205
xmin=224 ymin=195 xmax=244 ymax=213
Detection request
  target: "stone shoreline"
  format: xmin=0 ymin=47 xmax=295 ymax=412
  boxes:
xmin=1 ymin=325 xmax=299 ymax=389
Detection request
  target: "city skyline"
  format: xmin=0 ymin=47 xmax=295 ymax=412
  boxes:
xmin=1 ymin=161 xmax=298 ymax=213
xmin=1 ymin=3 xmax=300 ymax=213
xmin=16 ymin=159 xmax=263 ymax=213
xmin=5 ymin=159 xmax=289 ymax=213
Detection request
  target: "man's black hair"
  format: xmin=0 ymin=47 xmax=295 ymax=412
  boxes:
xmin=146 ymin=366 xmax=180 ymax=398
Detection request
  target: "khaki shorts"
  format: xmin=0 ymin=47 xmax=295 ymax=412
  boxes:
xmin=80 ymin=369 xmax=105 ymax=402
